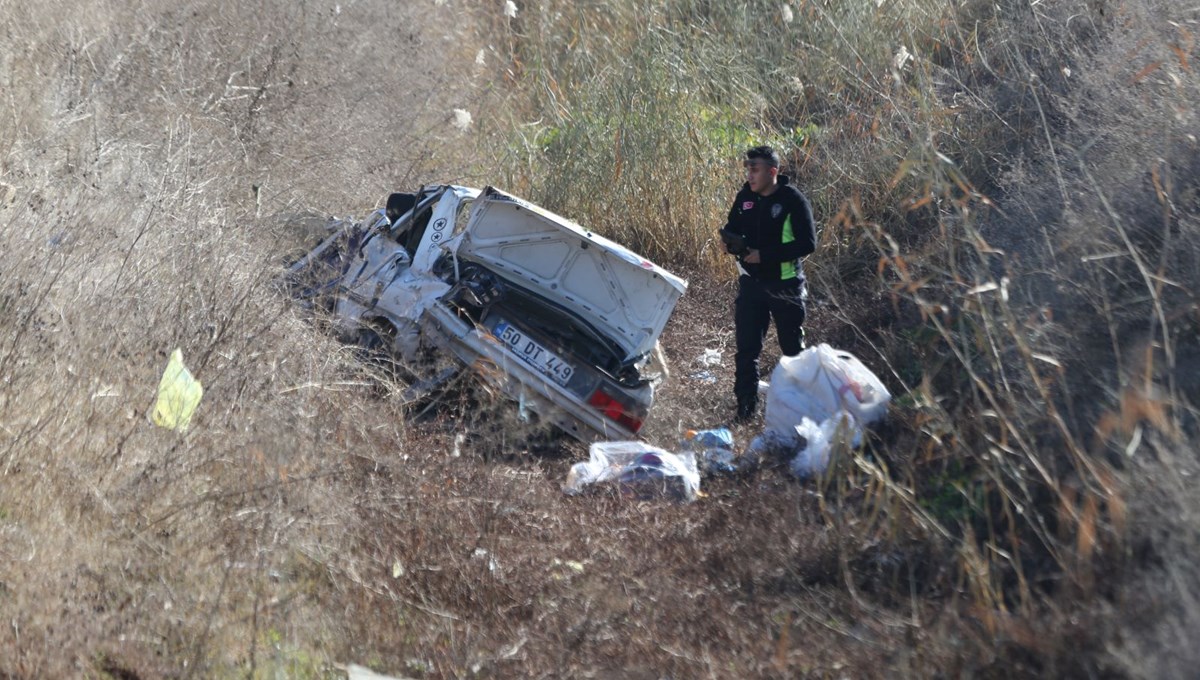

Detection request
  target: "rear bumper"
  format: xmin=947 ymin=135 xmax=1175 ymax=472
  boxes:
xmin=422 ymin=304 xmax=639 ymax=442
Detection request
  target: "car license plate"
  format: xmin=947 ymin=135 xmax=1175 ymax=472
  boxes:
xmin=493 ymin=321 xmax=575 ymax=387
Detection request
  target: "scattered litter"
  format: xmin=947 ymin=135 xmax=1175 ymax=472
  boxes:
xmin=617 ymin=451 xmax=700 ymax=501
xmin=472 ymin=547 xmax=499 ymax=575
xmin=339 ymin=663 xmax=415 ymax=680
xmin=762 ymin=344 xmax=891 ymax=477
xmin=742 ymin=430 xmax=803 ymax=471
xmin=564 ymin=441 xmax=700 ymax=502
xmin=392 ymin=560 xmax=406 ymax=578
xmin=681 ymin=428 xmax=738 ymax=476
xmin=550 ymin=558 xmax=586 ymax=580
xmin=700 ymin=447 xmax=737 ymax=474
xmin=451 ymin=108 xmax=472 ymax=131
xmin=697 ymin=348 xmax=722 ymax=366
xmin=684 ymin=428 xmax=733 ymax=450
xmin=503 ymin=0 xmax=518 ymax=18
xmin=517 ymin=390 xmax=531 ymax=422
xmin=152 ymin=348 xmax=203 ymax=432
xmin=790 ymin=414 xmax=855 ymax=479
xmin=551 ymin=558 xmax=585 ymax=573
xmin=687 ymin=370 xmax=717 ymax=383
xmin=91 ymin=384 xmax=120 ymax=401
xmin=766 ymin=344 xmax=890 ymax=431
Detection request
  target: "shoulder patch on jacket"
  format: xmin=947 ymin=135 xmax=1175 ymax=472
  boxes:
xmin=771 ymin=203 xmax=782 ymax=218
xmin=742 ymin=200 xmax=755 ymax=210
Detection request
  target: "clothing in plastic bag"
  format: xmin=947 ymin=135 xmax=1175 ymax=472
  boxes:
xmin=563 ymin=441 xmax=700 ymax=502
xmin=762 ymin=344 xmax=891 ymax=477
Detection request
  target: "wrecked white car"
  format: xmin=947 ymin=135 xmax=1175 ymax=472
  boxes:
xmin=286 ymin=185 xmax=687 ymax=442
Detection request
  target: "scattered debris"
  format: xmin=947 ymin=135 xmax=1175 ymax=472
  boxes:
xmin=564 ymin=441 xmax=700 ymax=502
xmin=450 ymin=108 xmax=472 ymax=131
xmin=681 ymin=428 xmax=739 ymax=476
xmin=761 ymin=344 xmax=891 ymax=478
xmin=338 ymin=663 xmax=416 ymax=680
xmin=472 ymin=547 xmax=500 ymax=575
xmin=152 ymin=348 xmax=203 ymax=432
xmin=550 ymin=558 xmax=586 ymax=580
xmin=743 ymin=429 xmax=802 ymax=471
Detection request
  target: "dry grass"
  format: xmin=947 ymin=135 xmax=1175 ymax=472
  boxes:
xmin=0 ymin=0 xmax=498 ymax=675
xmin=481 ymin=0 xmax=1200 ymax=676
xmin=1 ymin=0 xmax=1197 ymax=677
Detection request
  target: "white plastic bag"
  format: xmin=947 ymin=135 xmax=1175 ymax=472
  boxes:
xmin=765 ymin=344 xmax=890 ymax=433
xmin=790 ymin=413 xmax=858 ymax=478
xmin=564 ymin=441 xmax=700 ymax=502
xmin=763 ymin=344 xmax=891 ymax=478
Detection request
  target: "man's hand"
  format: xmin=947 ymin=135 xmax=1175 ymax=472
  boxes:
xmin=742 ymin=248 xmax=761 ymax=264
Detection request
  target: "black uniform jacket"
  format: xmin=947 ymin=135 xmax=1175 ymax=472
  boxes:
xmin=723 ymin=175 xmax=816 ymax=283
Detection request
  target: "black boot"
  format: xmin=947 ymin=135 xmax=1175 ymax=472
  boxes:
xmin=735 ymin=395 xmax=758 ymax=423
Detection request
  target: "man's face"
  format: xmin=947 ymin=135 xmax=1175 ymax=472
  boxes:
xmin=744 ymin=159 xmax=777 ymax=194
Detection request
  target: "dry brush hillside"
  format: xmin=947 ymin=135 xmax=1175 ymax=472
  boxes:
xmin=3 ymin=0 xmax=1199 ymax=678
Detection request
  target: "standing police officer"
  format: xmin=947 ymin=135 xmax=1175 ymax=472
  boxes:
xmin=720 ymin=145 xmax=817 ymax=422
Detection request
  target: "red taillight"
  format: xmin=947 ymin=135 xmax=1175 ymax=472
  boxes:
xmin=588 ymin=389 xmax=644 ymax=433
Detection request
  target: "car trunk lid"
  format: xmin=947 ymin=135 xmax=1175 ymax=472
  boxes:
xmin=449 ymin=187 xmax=687 ymax=362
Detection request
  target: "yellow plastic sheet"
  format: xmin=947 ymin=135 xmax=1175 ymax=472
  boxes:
xmin=152 ymin=348 xmax=203 ymax=431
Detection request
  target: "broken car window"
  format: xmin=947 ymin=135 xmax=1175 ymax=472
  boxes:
xmin=453 ymin=199 xmax=474 ymax=236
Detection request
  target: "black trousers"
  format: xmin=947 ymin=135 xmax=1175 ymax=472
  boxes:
xmin=734 ymin=275 xmax=806 ymax=401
